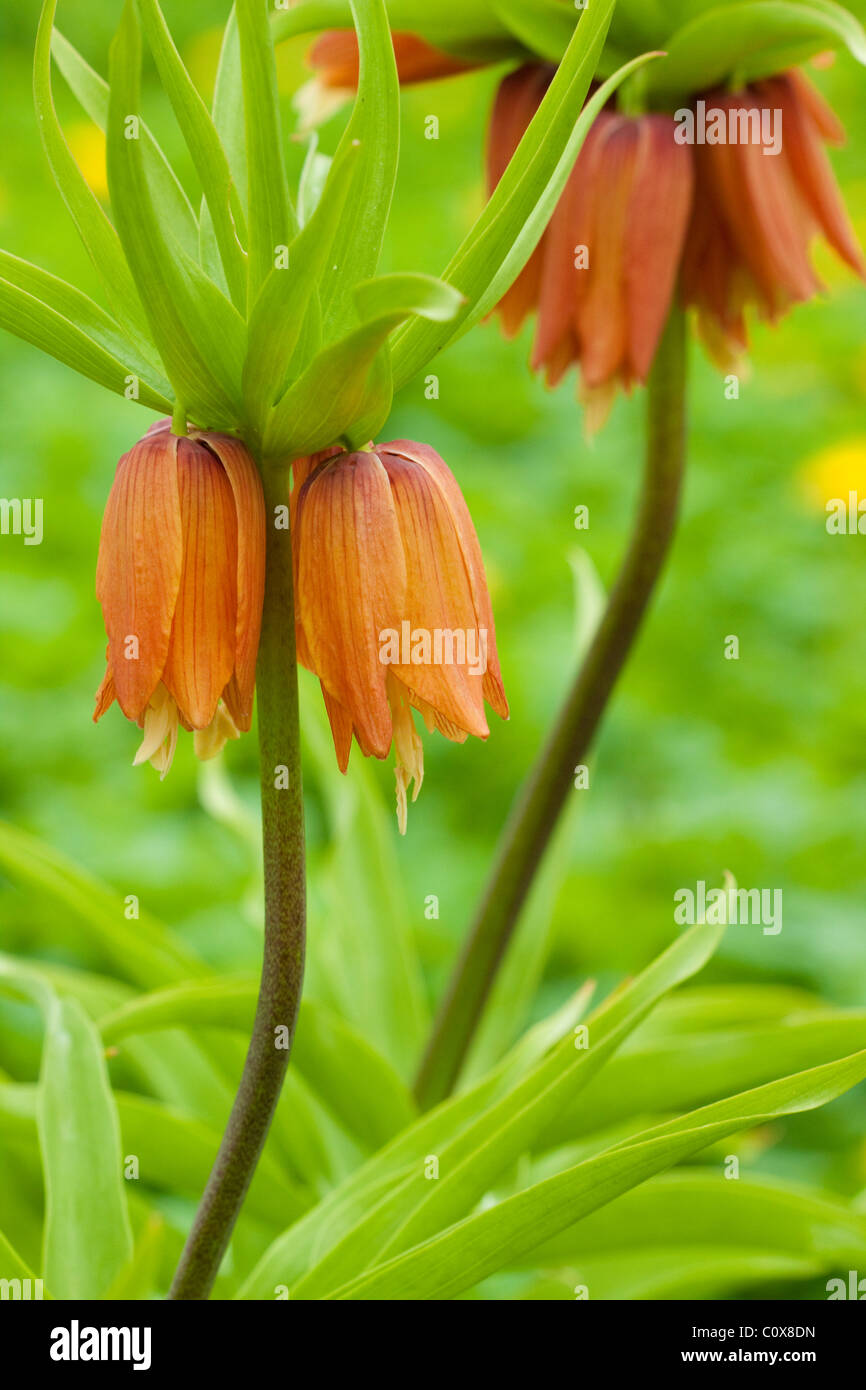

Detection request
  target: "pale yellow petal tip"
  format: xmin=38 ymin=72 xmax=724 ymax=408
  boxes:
xmin=133 ymin=685 xmax=179 ymax=780
xmin=293 ymin=78 xmax=353 ymax=132
xmin=194 ymin=704 xmax=241 ymax=763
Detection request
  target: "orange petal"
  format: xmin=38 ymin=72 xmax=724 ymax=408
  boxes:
xmin=296 ymin=450 xmax=405 ymax=759
xmin=624 ymin=115 xmax=694 ymax=382
xmin=768 ymin=75 xmax=866 ymax=279
xmin=199 ymin=433 xmax=266 ymax=729
xmin=163 ymin=439 xmax=238 ymax=730
xmin=321 ymin=683 xmax=355 ymax=773
xmin=95 ymin=432 xmax=183 ymax=722
xmin=382 ymin=441 xmax=509 ymax=722
xmin=309 ymin=29 xmax=474 ymax=87
xmin=93 ymin=666 xmax=116 ymax=722
xmin=575 ymin=117 xmax=639 ymax=389
xmin=376 ymin=448 xmax=491 ymax=737
xmin=532 ymin=111 xmax=612 ymax=382
xmin=488 ymin=65 xmax=554 ymax=338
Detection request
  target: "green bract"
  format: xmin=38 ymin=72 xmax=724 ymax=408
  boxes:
xmin=278 ymin=0 xmax=866 ymax=102
xmin=0 ymin=0 xmax=648 ymax=459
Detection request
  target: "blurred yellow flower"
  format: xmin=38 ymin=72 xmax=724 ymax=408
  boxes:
xmin=798 ymin=437 xmax=866 ymax=511
xmin=66 ymin=120 xmax=107 ymax=200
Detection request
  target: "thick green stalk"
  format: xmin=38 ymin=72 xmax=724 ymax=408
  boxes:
xmin=414 ymin=306 xmax=688 ymax=1109
xmin=169 ymin=459 xmax=305 ymax=1300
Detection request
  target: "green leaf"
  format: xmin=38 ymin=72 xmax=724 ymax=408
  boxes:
xmin=212 ymin=6 xmax=248 ymax=213
xmin=300 ymin=677 xmax=430 ymax=1078
xmin=242 ymin=141 xmax=360 ymax=438
xmin=290 ymin=922 xmax=724 ymax=1298
xmin=332 ymin=1049 xmax=866 ymax=1299
xmin=390 ymin=2 xmax=651 ymax=389
xmin=271 ymin=0 xmax=518 ymax=59
xmin=115 ymin=1090 xmax=311 ymax=1226
xmin=99 ymin=980 xmax=416 ymax=1152
xmin=0 ymin=1226 xmax=42 ymax=1291
xmin=50 ymin=26 xmax=200 ymax=263
xmin=106 ymin=0 xmax=246 ymax=426
xmin=462 ymin=551 xmax=606 ymax=1081
xmin=263 ymin=274 xmax=461 ymax=457
xmin=648 ymin=2 xmax=866 ymax=99
xmin=35 ymin=988 xmax=133 ymax=1299
xmin=519 ymin=1168 xmax=866 ymax=1298
xmin=236 ymin=0 xmax=295 ymax=300
xmin=543 ymin=1011 xmax=866 ymax=1148
xmin=34 ymin=0 xmax=151 ymax=350
xmin=0 ymin=249 xmax=171 ymax=394
xmin=138 ymin=0 xmax=248 ymax=311
xmin=0 ymin=275 xmax=172 ymax=412
xmin=0 ymin=818 xmax=208 ymax=990
xmin=316 ymin=0 xmax=400 ymax=340
xmin=489 ymin=0 xmax=576 ymax=61
xmin=236 ymin=988 xmax=593 ymax=1299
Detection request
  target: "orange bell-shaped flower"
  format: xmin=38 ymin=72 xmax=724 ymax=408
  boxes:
xmin=293 ymin=441 xmax=508 ymax=832
xmin=680 ymin=71 xmax=866 ymax=364
xmin=94 ymin=419 xmax=266 ymax=777
xmin=488 ymin=66 xmax=694 ymax=429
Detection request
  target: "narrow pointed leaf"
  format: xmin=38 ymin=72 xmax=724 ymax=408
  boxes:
xmin=0 ymin=249 xmax=170 ymax=392
xmin=333 ymin=1050 xmax=866 ymax=1300
xmin=242 ymin=141 xmax=359 ymax=435
xmin=138 ymin=0 xmax=248 ymax=310
xmin=51 ymin=27 xmax=200 ymax=263
xmin=0 ymin=276 xmax=173 ymax=411
xmin=34 ymin=987 xmax=133 ymax=1299
xmin=315 ymin=0 xmax=400 ymax=340
xmin=34 ymin=0 xmax=150 ymax=347
xmin=107 ymin=1 xmax=247 ymax=426
xmin=236 ymin=0 xmax=295 ymax=299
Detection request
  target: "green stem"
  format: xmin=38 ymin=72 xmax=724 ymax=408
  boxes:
xmin=168 ymin=459 xmax=305 ymax=1300
xmin=414 ymin=306 xmax=688 ymax=1110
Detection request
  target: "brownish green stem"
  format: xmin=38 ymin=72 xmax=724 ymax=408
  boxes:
xmin=414 ymin=305 xmax=688 ymax=1110
xmin=168 ymin=459 xmax=305 ymax=1300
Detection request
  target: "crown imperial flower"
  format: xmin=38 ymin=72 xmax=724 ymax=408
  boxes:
xmin=680 ymin=71 xmax=866 ymax=364
xmin=293 ymin=441 xmax=508 ymax=831
xmin=488 ymin=67 xmax=694 ymax=428
xmin=94 ymin=420 xmax=266 ymax=777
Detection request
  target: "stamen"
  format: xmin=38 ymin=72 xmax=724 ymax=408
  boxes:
xmin=133 ymin=684 xmax=180 ymax=780
xmin=387 ymin=673 xmax=424 ymax=835
xmin=194 ymin=703 xmax=241 ymax=762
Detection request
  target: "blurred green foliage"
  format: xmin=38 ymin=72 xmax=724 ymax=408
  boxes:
xmin=1 ymin=0 xmax=865 ymax=1279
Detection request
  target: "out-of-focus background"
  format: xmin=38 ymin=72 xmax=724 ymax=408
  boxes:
xmin=1 ymin=0 xmax=865 ymax=1292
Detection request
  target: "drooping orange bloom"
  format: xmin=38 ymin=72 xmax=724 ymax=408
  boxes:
xmin=680 ymin=71 xmax=866 ymax=364
xmin=94 ymin=419 xmax=266 ymax=777
xmin=488 ymin=65 xmax=694 ymax=428
xmin=293 ymin=441 xmax=508 ymax=832
xmin=298 ymin=30 xmax=477 ymax=125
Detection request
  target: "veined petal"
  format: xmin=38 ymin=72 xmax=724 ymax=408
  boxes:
xmin=296 ymin=450 xmax=405 ymax=758
xmin=624 ymin=115 xmax=693 ymax=382
xmin=766 ymin=75 xmax=866 ymax=279
xmin=575 ymin=117 xmax=639 ymax=389
xmin=381 ymin=441 xmax=508 ymax=721
xmin=378 ymin=447 xmax=491 ymax=737
xmin=95 ymin=432 xmax=183 ymax=722
xmin=163 ymin=439 xmax=238 ymax=730
xmin=199 ymin=433 xmax=266 ymax=730
xmin=487 ymin=65 xmax=553 ymax=338
xmin=309 ymin=29 xmax=474 ymax=88
xmin=321 ymin=683 xmax=355 ymax=774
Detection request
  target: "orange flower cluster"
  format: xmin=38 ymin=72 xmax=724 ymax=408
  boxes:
xmin=489 ymin=66 xmax=864 ymax=418
xmin=96 ymin=427 xmax=506 ymax=829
